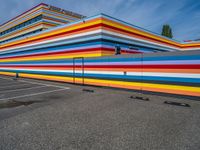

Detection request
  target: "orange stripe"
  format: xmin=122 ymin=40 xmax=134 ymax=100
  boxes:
xmin=0 ymin=18 xmax=101 ymax=50
xmin=102 ymin=18 xmax=180 ymax=47
xmin=16 ymin=26 xmax=101 ymax=49
xmin=102 ymin=26 xmax=179 ymax=49
xmin=143 ymin=87 xmax=200 ymax=97
xmin=1 ymin=72 xmax=198 ymax=97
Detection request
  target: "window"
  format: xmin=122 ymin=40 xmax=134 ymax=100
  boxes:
xmin=0 ymin=29 xmax=42 ymax=44
xmin=0 ymin=15 xmax=42 ymax=36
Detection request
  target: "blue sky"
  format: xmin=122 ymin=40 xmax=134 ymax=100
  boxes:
xmin=1 ymin=0 xmax=200 ymax=41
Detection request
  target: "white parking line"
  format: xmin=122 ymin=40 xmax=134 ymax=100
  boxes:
xmin=0 ymin=76 xmax=70 ymax=89
xmin=0 ymin=85 xmax=47 ymax=93
xmin=18 ymin=80 xmax=70 ymax=89
xmin=0 ymin=88 xmax=70 ymax=101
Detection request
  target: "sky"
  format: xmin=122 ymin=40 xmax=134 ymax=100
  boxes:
xmin=0 ymin=0 xmax=200 ymax=41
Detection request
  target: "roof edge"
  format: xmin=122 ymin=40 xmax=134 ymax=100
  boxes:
xmin=0 ymin=3 xmax=47 ymax=27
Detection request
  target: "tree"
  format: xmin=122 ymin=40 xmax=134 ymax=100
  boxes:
xmin=161 ymin=24 xmax=173 ymax=38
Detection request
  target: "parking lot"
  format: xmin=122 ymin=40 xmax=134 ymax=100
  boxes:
xmin=0 ymin=75 xmax=200 ymax=150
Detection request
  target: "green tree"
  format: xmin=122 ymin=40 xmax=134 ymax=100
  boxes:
xmin=161 ymin=24 xmax=173 ymax=38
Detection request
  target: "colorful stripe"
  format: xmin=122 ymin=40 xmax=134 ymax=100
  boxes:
xmin=0 ymin=14 xmax=200 ymax=98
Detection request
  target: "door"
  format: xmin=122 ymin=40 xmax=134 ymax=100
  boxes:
xmin=73 ymin=57 xmax=84 ymax=85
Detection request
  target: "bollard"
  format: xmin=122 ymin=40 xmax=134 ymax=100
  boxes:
xmin=16 ymin=73 xmax=19 ymax=78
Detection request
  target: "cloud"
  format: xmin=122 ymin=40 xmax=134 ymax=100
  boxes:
xmin=0 ymin=0 xmax=200 ymax=41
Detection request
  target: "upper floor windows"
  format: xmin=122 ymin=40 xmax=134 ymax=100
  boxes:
xmin=0 ymin=15 xmax=43 ymax=36
xmin=0 ymin=28 xmax=43 ymax=44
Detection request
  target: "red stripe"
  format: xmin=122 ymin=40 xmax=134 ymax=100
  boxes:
xmin=0 ymin=47 xmax=141 ymax=59
xmin=0 ymin=24 xmax=102 ymax=50
xmin=0 ymin=47 xmax=102 ymax=59
xmin=1 ymin=64 xmax=199 ymax=69
xmin=2 ymin=17 xmax=200 ymax=51
xmin=101 ymin=24 xmax=179 ymax=48
xmin=84 ymin=64 xmax=200 ymax=69
xmin=0 ymin=22 xmax=181 ymax=51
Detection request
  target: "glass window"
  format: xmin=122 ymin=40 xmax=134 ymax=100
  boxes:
xmin=1 ymin=15 xmax=42 ymax=36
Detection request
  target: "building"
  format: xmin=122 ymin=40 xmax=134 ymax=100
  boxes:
xmin=0 ymin=4 xmax=200 ymax=97
xmin=0 ymin=3 xmax=85 ymax=45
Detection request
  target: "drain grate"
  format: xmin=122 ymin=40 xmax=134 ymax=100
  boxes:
xmin=130 ymin=96 xmax=149 ymax=101
xmin=164 ymin=101 xmax=190 ymax=107
xmin=82 ymin=89 xmax=94 ymax=93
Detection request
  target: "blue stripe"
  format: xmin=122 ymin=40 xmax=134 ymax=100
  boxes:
xmin=0 ymin=69 xmax=199 ymax=83
xmin=0 ymin=55 xmax=200 ymax=64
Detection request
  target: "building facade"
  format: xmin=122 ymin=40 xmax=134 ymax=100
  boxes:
xmin=0 ymin=4 xmax=200 ymax=98
xmin=0 ymin=3 xmax=85 ymax=45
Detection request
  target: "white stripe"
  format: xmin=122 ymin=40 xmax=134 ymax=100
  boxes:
xmin=0 ymin=68 xmax=124 ymax=75
xmin=1 ymin=30 xmax=102 ymax=52
xmin=0 ymin=75 xmax=70 ymax=89
xmin=182 ymin=48 xmax=200 ymax=51
xmin=128 ymin=72 xmax=200 ymax=78
xmin=1 ymin=28 xmax=179 ymax=52
xmin=0 ymin=88 xmax=69 ymax=101
xmin=1 ymin=67 xmax=200 ymax=79
xmin=102 ymin=30 xmax=180 ymax=51
xmin=1 ymin=23 xmax=199 ymax=52
xmin=18 ymin=80 xmax=70 ymax=89
xmin=84 ymin=70 xmax=123 ymax=75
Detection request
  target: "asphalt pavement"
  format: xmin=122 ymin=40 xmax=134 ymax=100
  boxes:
xmin=0 ymin=75 xmax=199 ymax=150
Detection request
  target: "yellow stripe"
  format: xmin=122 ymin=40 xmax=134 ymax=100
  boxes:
xmin=0 ymin=71 xmax=199 ymax=93
xmin=0 ymin=53 xmax=102 ymax=62
xmin=84 ymin=78 xmax=200 ymax=92
xmin=0 ymin=18 xmax=102 ymax=49
xmin=1 ymin=16 xmax=200 ymax=49
xmin=102 ymin=18 xmax=200 ymax=48
xmin=102 ymin=19 xmax=181 ymax=47
xmin=0 ymin=72 xmax=16 ymax=76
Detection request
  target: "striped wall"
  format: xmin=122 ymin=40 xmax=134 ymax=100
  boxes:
xmin=0 ymin=14 xmax=200 ymax=98
xmin=0 ymin=50 xmax=200 ymax=97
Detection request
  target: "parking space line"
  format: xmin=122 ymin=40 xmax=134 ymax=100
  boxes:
xmin=18 ymin=80 xmax=70 ymax=89
xmin=0 ymin=85 xmax=47 ymax=93
xmin=0 ymin=88 xmax=70 ymax=101
xmin=0 ymin=76 xmax=70 ymax=89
